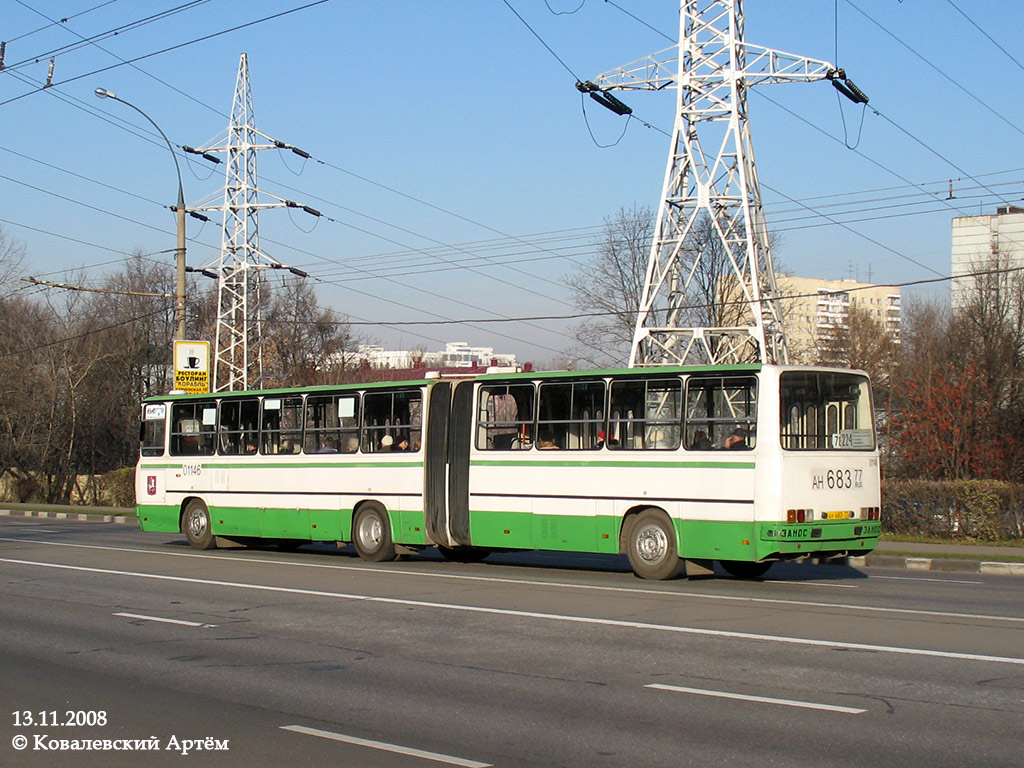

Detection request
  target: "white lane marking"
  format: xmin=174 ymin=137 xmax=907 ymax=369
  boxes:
xmin=281 ymin=725 xmax=491 ymax=768
xmin=871 ymin=574 xmax=985 ymax=585
xmin=2 ymin=537 xmax=1020 ymax=626
xmin=113 ymin=612 xmax=216 ymax=628
xmin=645 ymin=684 xmax=867 ymax=714
xmin=3 ymin=556 xmax=1024 ymax=667
xmin=769 ymin=580 xmax=858 ymax=589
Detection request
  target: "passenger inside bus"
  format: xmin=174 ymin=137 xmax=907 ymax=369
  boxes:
xmin=725 ymin=427 xmax=749 ymax=450
xmin=538 ymin=432 xmax=559 ymax=449
xmin=690 ymin=430 xmax=713 ymax=450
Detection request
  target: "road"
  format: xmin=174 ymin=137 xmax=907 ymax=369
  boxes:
xmin=0 ymin=516 xmax=1021 ymax=767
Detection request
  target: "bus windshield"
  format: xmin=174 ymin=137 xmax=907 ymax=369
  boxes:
xmin=780 ymin=370 xmax=874 ymax=451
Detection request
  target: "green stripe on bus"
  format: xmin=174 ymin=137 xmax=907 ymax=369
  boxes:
xmin=138 ymin=503 xmax=877 ymax=563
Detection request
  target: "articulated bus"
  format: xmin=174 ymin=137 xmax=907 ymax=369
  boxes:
xmin=135 ymin=364 xmax=881 ymax=580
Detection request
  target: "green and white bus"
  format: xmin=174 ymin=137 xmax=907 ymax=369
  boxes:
xmin=135 ymin=364 xmax=881 ymax=580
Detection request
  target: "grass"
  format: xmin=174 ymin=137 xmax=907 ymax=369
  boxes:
xmin=875 ymin=549 xmax=1024 ymax=563
xmin=881 ymin=533 xmax=1024 ymax=547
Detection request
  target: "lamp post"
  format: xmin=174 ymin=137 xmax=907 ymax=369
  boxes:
xmin=95 ymin=88 xmax=187 ymax=341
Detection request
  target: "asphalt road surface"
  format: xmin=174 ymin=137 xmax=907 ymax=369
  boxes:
xmin=0 ymin=516 xmax=1021 ymax=767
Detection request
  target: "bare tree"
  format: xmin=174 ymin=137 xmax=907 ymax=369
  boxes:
xmin=565 ymin=205 xmax=652 ymax=367
xmin=566 ymin=207 xmax=784 ymax=367
xmin=0 ymin=225 xmax=25 ymax=290
xmin=263 ymin=277 xmax=361 ymax=387
xmin=816 ymin=304 xmax=900 ymax=391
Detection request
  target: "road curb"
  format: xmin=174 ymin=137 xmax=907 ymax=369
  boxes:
xmin=807 ymin=551 xmax=1024 ymax=576
xmin=0 ymin=509 xmax=136 ymax=525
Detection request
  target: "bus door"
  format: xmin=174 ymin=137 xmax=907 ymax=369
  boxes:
xmin=424 ymin=381 xmax=451 ymax=545
xmin=423 ymin=380 xmax=473 ymax=547
xmin=447 ymin=380 xmax=474 ymax=545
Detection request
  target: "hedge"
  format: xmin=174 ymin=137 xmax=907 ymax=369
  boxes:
xmin=882 ymin=479 xmax=1024 ymax=541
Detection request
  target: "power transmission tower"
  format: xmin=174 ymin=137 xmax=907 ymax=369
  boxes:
xmin=188 ymin=53 xmax=314 ymax=391
xmin=584 ymin=0 xmax=864 ymax=366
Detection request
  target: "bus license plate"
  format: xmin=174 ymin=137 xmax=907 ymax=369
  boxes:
xmin=822 ymin=510 xmax=852 ymax=520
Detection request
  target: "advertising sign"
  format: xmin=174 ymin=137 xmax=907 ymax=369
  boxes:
xmin=173 ymin=340 xmax=211 ymax=394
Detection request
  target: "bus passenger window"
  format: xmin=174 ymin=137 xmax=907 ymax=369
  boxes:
xmin=218 ymin=398 xmax=259 ymax=455
xmin=261 ymin=396 xmax=303 ymax=454
xmin=476 ymin=384 xmax=535 ymax=450
xmin=363 ymin=389 xmax=422 ymax=452
xmin=684 ymin=376 xmax=757 ymax=450
xmin=305 ymin=394 xmax=359 ymax=454
xmin=537 ymin=381 xmax=606 ymax=450
xmin=609 ymin=378 xmax=681 ymax=450
xmin=170 ymin=401 xmax=216 ymax=456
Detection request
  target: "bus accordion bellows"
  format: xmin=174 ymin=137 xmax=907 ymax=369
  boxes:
xmin=135 ymin=364 xmax=881 ymax=580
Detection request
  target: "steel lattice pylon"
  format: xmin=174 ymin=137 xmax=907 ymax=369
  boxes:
xmin=591 ymin=0 xmax=841 ymax=367
xmin=191 ymin=53 xmax=312 ymax=391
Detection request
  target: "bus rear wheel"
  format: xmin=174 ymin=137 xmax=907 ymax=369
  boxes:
xmin=720 ymin=560 xmax=773 ymax=579
xmin=625 ymin=509 xmax=686 ymax=580
xmin=182 ymin=500 xmax=216 ymax=550
xmin=353 ymin=504 xmax=398 ymax=562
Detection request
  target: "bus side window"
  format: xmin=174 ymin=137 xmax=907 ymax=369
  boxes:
xmin=170 ymin=401 xmax=216 ymax=456
xmin=684 ymin=376 xmax=757 ymax=450
xmin=219 ymin=398 xmax=259 ymax=455
xmin=304 ymin=394 xmax=359 ymax=454
xmin=609 ymin=378 xmax=681 ymax=450
xmin=363 ymin=389 xmax=421 ymax=452
xmin=537 ymin=381 xmax=606 ymax=450
xmin=261 ymin=396 xmax=303 ymax=454
xmin=476 ymin=384 xmax=535 ymax=450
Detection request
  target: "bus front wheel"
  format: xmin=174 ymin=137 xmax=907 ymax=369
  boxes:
xmin=353 ymin=504 xmax=398 ymax=562
xmin=625 ymin=509 xmax=686 ymax=580
xmin=182 ymin=500 xmax=216 ymax=550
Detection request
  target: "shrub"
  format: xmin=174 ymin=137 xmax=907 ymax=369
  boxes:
xmin=98 ymin=467 xmax=136 ymax=508
xmin=882 ymin=479 xmax=1024 ymax=540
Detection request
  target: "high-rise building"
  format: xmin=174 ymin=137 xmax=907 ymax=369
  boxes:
xmin=951 ymin=206 xmax=1024 ymax=309
xmin=779 ymin=277 xmax=901 ymax=363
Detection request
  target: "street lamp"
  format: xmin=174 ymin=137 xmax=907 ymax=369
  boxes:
xmin=95 ymin=88 xmax=187 ymax=341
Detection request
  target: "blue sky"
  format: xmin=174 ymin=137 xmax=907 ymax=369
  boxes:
xmin=2 ymin=1 xmax=1022 ymax=364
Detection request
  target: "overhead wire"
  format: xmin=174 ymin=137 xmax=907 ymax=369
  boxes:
xmin=0 ymin=0 xmax=335 ymax=109
xmin=0 ymin=13 xmax=587 ymax=354
xmin=943 ymin=0 xmax=1024 ymax=73
xmin=261 ymin=262 xmax=1024 ymax=329
xmin=843 ymin=0 xmax=1024 ymax=140
xmin=3 ymin=0 xmax=124 ymax=44
xmin=3 ymin=0 xmax=215 ymax=73
xmin=7 ymin=0 xmax=1024 ymax=356
xmin=8 ymin=128 xmax=1024 ymax=293
xmin=8 ymin=0 xmax=229 ymax=119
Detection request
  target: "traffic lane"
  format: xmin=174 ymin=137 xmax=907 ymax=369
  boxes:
xmin=0 ymin=550 xmax=1022 ymax=767
xmin=3 ymin=528 xmax=1022 ymax=665
xmin=3 ymin=540 xmax=1019 ymax=716
xmin=4 ymin=515 xmax=1019 ymax=612
xmin=0 ymin=585 xmax=1020 ymax=768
